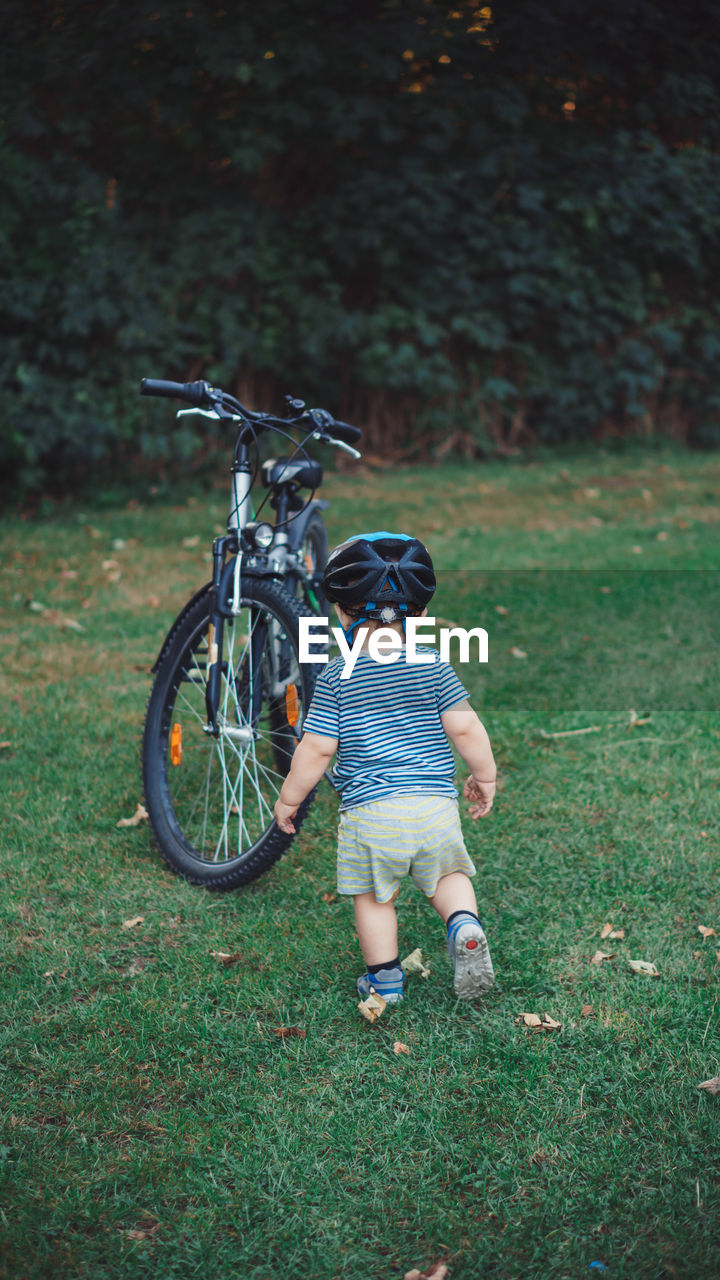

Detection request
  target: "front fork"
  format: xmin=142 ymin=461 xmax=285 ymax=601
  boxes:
xmin=204 ymin=535 xmax=230 ymax=734
xmin=204 ymin=534 xmax=266 ymax=736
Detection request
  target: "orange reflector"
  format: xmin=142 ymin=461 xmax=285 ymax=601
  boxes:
xmin=170 ymin=722 xmax=183 ymax=766
xmin=304 ymin=550 xmax=314 ymax=572
xmin=285 ymin=683 xmax=299 ymax=727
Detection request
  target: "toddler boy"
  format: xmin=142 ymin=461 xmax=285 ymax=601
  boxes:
xmin=273 ymin=531 xmax=497 ymax=1003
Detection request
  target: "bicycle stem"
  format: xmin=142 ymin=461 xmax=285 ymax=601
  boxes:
xmin=229 ymin=448 xmax=253 ymax=533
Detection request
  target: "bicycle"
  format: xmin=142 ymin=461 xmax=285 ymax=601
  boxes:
xmin=138 ymin=376 xmax=361 ymax=890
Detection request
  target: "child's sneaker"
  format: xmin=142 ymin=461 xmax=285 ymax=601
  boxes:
xmin=356 ymin=965 xmax=404 ymax=1004
xmin=447 ymin=917 xmax=494 ymax=999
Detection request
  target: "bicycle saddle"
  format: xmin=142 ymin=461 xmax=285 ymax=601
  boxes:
xmin=261 ymin=457 xmax=323 ymax=489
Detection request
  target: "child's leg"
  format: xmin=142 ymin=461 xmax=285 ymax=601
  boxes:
xmin=429 ymin=871 xmax=478 ymax=922
xmin=430 ymin=871 xmax=494 ymax=998
xmin=353 ymin=890 xmax=399 ymax=967
xmin=354 ymin=889 xmax=404 ymax=1003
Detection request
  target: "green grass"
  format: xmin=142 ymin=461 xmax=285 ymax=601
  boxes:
xmin=1 ymin=445 xmax=720 ymax=1279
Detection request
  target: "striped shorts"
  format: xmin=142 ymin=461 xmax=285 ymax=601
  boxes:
xmin=336 ymin=793 xmax=476 ymax=903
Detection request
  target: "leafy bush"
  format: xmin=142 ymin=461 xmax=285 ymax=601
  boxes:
xmin=2 ymin=0 xmax=720 ymax=487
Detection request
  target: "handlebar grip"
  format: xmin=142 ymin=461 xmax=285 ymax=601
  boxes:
xmin=140 ymin=378 xmax=210 ymax=407
xmin=330 ymin=419 xmax=362 ymax=445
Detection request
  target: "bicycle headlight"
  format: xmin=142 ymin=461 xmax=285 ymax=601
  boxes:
xmin=246 ymin=521 xmax=274 ymax=550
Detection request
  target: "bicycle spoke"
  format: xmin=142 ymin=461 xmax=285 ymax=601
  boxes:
xmin=151 ymin=587 xmax=315 ymax=872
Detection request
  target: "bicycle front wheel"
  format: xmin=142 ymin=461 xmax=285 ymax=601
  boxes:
xmin=142 ymin=578 xmax=318 ymax=889
xmin=292 ymin=510 xmax=330 ymax=613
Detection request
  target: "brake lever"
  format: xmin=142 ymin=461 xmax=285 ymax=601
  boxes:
xmin=327 ymin=435 xmax=362 ymax=459
xmin=176 ymin=408 xmax=240 ymax=421
xmin=309 ymin=429 xmax=361 ymax=460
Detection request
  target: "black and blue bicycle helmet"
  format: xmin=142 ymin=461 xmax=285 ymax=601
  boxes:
xmin=322 ymin=531 xmax=436 ymax=639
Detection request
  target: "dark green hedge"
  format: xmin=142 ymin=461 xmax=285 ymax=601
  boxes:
xmin=2 ymin=0 xmax=720 ymax=486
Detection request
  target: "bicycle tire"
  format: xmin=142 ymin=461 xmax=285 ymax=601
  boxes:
xmin=293 ymin=510 xmax=330 ymax=614
xmin=142 ymin=578 xmax=319 ymax=889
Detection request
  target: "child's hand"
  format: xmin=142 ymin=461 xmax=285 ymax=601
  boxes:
xmin=274 ymin=798 xmax=298 ymax=834
xmin=463 ymin=775 xmax=496 ymax=819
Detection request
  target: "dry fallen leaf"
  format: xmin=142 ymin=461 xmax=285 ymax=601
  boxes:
xmin=404 ymin=1265 xmax=449 ymax=1280
xmin=581 ymin=1004 xmax=594 ymax=1017
xmin=393 ymin=1040 xmax=411 ymax=1055
xmin=541 ymin=1013 xmax=562 ymax=1030
xmin=584 ymin=487 xmax=600 ymax=499
xmin=515 ymin=1012 xmax=562 ymax=1032
xmin=591 ymin=949 xmax=612 ymax=965
xmin=320 ymin=891 xmax=336 ymax=903
xmin=272 ymin=1026 xmax=306 ymax=1039
xmin=358 ymin=990 xmax=386 ymax=1023
xmin=600 ymin=922 xmax=613 ymax=939
xmin=529 ymin=1147 xmax=557 ymax=1168
xmin=403 ymin=947 xmax=431 ymax=978
xmin=210 ymin=951 xmax=242 ymax=967
xmin=182 ymin=535 xmax=200 ymax=548
xmin=509 ymin=646 xmax=528 ymax=659
xmin=495 ymin=605 xmax=509 ymax=616
xmin=698 ymin=1076 xmax=720 ymax=1095
xmin=125 ymin=1217 xmax=160 ymax=1241
xmin=116 ymin=804 xmax=148 ymax=828
xmin=122 ymin=916 xmax=145 ymax=930
xmin=608 ymin=928 xmax=625 ymax=940
xmin=699 ymin=926 xmax=717 ymax=939
xmin=628 ymin=959 xmax=659 ymax=976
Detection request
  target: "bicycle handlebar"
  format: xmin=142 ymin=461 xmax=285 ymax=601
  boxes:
xmin=139 ymin=377 xmax=362 ymax=443
xmin=325 ymin=418 xmax=361 ymax=445
xmin=140 ymin=378 xmax=210 ymax=406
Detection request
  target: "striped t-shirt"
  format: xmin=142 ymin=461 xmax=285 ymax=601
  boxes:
xmin=302 ymin=646 xmax=469 ymax=810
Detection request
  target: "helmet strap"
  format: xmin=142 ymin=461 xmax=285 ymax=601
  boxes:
xmin=341 ymin=601 xmax=410 ymax=646
xmin=341 ymin=615 xmax=371 ymax=646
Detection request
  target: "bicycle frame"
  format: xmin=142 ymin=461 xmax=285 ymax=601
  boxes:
xmin=141 ymin=378 xmax=359 ymax=738
xmin=193 ymin=425 xmax=327 ymax=735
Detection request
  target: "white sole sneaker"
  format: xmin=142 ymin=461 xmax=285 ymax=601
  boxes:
xmin=448 ymin=922 xmax=495 ymax=1000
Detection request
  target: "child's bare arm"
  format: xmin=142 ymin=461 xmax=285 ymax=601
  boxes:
xmin=274 ymin=731 xmax=338 ymax=833
xmin=441 ymin=698 xmax=496 ymax=818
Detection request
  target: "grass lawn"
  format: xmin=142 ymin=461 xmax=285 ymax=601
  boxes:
xmin=1 ymin=445 xmax=719 ymax=1279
